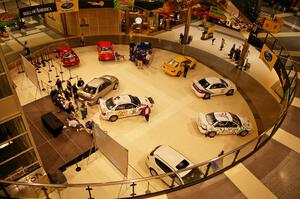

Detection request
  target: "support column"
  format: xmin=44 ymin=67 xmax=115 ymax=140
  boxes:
xmin=183 ymin=7 xmax=192 ymax=44
xmin=125 ymin=10 xmax=130 ymax=34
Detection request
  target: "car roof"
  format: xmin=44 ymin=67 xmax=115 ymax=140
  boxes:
xmin=87 ymin=77 xmax=107 ymax=87
xmin=213 ymin=112 xmax=233 ymax=122
xmin=205 ymin=77 xmax=222 ymax=84
xmin=154 ymin=145 xmax=194 ymax=177
xmin=61 ymin=47 xmax=72 ymax=52
xmin=112 ymin=95 xmax=132 ymax=105
xmin=98 ymin=41 xmax=112 ymax=47
xmin=173 ymin=55 xmax=187 ymax=62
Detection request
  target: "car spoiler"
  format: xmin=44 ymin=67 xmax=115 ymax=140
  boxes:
xmin=148 ymin=97 xmax=154 ymax=104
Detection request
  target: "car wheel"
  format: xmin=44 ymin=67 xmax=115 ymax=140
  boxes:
xmin=226 ymin=89 xmax=234 ymax=96
xmin=113 ymin=83 xmax=119 ymax=90
xmin=207 ymin=131 xmax=217 ymax=138
xmin=149 ymin=168 xmax=158 ymax=176
xmin=109 ymin=115 xmax=118 ymax=122
xmin=239 ymin=130 xmax=248 ymax=137
xmin=176 ymin=71 xmax=181 ymax=77
xmin=203 ymin=93 xmax=211 ymax=100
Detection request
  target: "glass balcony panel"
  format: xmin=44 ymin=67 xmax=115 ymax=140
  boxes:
xmin=0 ymin=74 xmax=12 ymax=99
xmin=0 ymin=149 xmax=37 ymax=180
xmin=0 ymin=116 xmax=26 ymax=143
xmin=223 ymin=152 xmax=238 ymax=168
xmin=236 ymin=140 xmax=257 ymax=161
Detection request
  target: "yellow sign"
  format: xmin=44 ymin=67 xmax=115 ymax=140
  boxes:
xmin=56 ymin=0 xmax=79 ymax=13
xmin=259 ymin=44 xmax=278 ymax=71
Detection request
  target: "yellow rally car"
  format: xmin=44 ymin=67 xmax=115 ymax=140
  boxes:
xmin=162 ymin=55 xmax=197 ymax=77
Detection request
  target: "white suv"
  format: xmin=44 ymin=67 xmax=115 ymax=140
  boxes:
xmin=146 ymin=145 xmax=203 ymax=187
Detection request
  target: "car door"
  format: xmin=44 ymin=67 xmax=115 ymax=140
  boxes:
xmin=225 ymin=121 xmax=239 ymax=134
xmin=124 ymin=103 xmax=138 ymax=116
xmin=114 ymin=104 xmax=127 ymax=118
xmin=154 ymin=158 xmax=175 ymax=187
xmin=209 ymin=83 xmax=226 ymax=96
xmin=214 ymin=121 xmax=227 ymax=134
xmin=100 ymin=81 xmax=112 ymax=96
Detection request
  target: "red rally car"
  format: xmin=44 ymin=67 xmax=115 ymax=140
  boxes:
xmin=97 ymin=41 xmax=115 ymax=61
xmin=60 ymin=47 xmax=80 ymax=67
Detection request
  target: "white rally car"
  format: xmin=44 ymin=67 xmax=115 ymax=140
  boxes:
xmin=192 ymin=77 xmax=236 ymax=99
xmin=99 ymin=95 xmax=154 ymax=122
xmin=197 ymin=112 xmax=253 ymax=137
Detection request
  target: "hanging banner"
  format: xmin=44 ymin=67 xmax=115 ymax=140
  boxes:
xmin=113 ymin=0 xmax=135 ymax=10
xmin=0 ymin=10 xmax=18 ymax=28
xmin=259 ymin=44 xmax=278 ymax=71
xmin=79 ymin=0 xmax=114 ymax=8
xmin=19 ymin=3 xmax=57 ymax=18
xmin=56 ymin=0 xmax=79 ymax=13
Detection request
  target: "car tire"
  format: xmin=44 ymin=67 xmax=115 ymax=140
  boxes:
xmin=239 ymin=130 xmax=248 ymax=137
xmin=176 ymin=71 xmax=181 ymax=77
xmin=226 ymin=89 xmax=234 ymax=96
xmin=113 ymin=83 xmax=119 ymax=90
xmin=149 ymin=168 xmax=158 ymax=176
xmin=203 ymin=93 xmax=211 ymax=100
xmin=207 ymin=131 xmax=217 ymax=138
xmin=109 ymin=115 xmax=118 ymax=122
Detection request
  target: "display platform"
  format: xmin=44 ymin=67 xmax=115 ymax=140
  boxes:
xmin=23 ymin=97 xmax=93 ymax=175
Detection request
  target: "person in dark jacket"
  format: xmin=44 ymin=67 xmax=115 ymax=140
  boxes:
xmin=77 ymin=77 xmax=85 ymax=88
xmin=55 ymin=78 xmax=63 ymax=91
xmin=183 ymin=64 xmax=189 ymax=78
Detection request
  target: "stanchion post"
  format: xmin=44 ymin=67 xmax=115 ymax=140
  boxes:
xmin=48 ymin=61 xmax=52 ymax=72
xmin=41 ymin=187 xmax=50 ymax=199
xmin=54 ymin=66 xmax=59 ymax=77
xmin=61 ymin=72 xmax=65 ymax=82
xmin=86 ymin=186 xmax=94 ymax=199
xmin=60 ymin=63 xmax=63 ymax=74
xmin=41 ymin=80 xmax=46 ymax=91
xmin=47 ymin=72 xmax=52 ymax=83
xmin=68 ymin=68 xmax=72 ymax=80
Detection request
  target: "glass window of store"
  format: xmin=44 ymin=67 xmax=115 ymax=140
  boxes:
xmin=0 ymin=116 xmax=37 ymax=180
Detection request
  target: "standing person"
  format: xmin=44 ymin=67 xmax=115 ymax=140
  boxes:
xmin=220 ymin=38 xmax=225 ymax=51
xmin=145 ymin=51 xmax=151 ymax=65
xmin=74 ymin=92 xmax=79 ymax=110
xmin=66 ymin=80 xmax=72 ymax=93
xmin=141 ymin=105 xmax=151 ymax=122
xmin=24 ymin=41 xmax=30 ymax=56
xmin=129 ymin=41 xmax=136 ymax=61
xmin=228 ymin=44 xmax=235 ymax=59
xmin=80 ymin=33 xmax=85 ymax=46
xmin=234 ymin=46 xmax=241 ymax=62
xmin=72 ymin=83 xmax=78 ymax=95
xmin=179 ymin=33 xmax=184 ymax=44
xmin=77 ymin=77 xmax=85 ymax=88
xmin=55 ymin=78 xmax=63 ymax=91
xmin=212 ymin=38 xmax=216 ymax=45
xmin=80 ymin=102 xmax=88 ymax=120
xmin=183 ymin=64 xmax=189 ymax=78
xmin=63 ymin=88 xmax=71 ymax=100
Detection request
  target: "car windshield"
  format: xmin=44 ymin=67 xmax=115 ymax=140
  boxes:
xmin=105 ymin=97 xmax=115 ymax=110
xmin=63 ymin=52 xmax=75 ymax=58
xmin=83 ymin=85 xmax=96 ymax=94
xmin=198 ymin=79 xmax=210 ymax=88
xmin=101 ymin=47 xmax=112 ymax=53
xmin=206 ymin=113 xmax=217 ymax=125
xmin=230 ymin=113 xmax=241 ymax=126
xmin=168 ymin=59 xmax=179 ymax=67
xmin=129 ymin=95 xmax=140 ymax=105
xmin=176 ymin=160 xmax=190 ymax=170
xmin=182 ymin=168 xmax=203 ymax=184
xmin=220 ymin=79 xmax=228 ymax=87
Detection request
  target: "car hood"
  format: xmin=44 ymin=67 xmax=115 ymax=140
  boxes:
xmin=99 ymin=99 xmax=109 ymax=113
xmin=238 ymin=116 xmax=253 ymax=131
xmin=198 ymin=113 xmax=209 ymax=127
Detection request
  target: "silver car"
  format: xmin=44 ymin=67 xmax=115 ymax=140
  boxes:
xmin=79 ymin=75 xmax=119 ymax=105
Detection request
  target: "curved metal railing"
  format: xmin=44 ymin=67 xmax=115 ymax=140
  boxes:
xmin=0 ymin=32 xmax=297 ymax=198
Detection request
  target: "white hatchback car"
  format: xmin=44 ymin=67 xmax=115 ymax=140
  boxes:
xmin=197 ymin=112 xmax=253 ymax=137
xmin=192 ymin=77 xmax=236 ymax=99
xmin=146 ymin=145 xmax=203 ymax=187
xmin=99 ymin=95 xmax=154 ymax=122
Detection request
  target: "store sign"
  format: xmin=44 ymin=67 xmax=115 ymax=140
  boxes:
xmin=114 ymin=0 xmax=135 ymax=10
xmin=19 ymin=3 xmax=57 ymax=18
xmin=0 ymin=11 xmax=18 ymax=27
xmin=56 ymin=0 xmax=79 ymax=13
xmin=79 ymin=0 xmax=114 ymax=8
xmin=259 ymin=44 xmax=278 ymax=71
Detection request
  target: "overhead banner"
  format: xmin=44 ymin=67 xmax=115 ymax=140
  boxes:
xmin=114 ymin=0 xmax=135 ymax=10
xmin=19 ymin=3 xmax=57 ymax=18
xmin=56 ymin=0 xmax=79 ymax=13
xmin=259 ymin=44 xmax=278 ymax=71
xmin=79 ymin=0 xmax=114 ymax=8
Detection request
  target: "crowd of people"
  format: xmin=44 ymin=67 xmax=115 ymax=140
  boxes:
xmin=50 ymin=77 xmax=94 ymax=134
xmin=129 ymin=41 xmax=152 ymax=69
